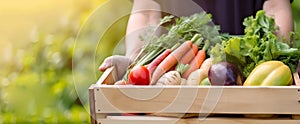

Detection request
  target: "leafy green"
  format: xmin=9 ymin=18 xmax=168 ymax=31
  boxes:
xmin=175 ymin=63 xmax=190 ymax=75
xmin=290 ymin=32 xmax=300 ymax=48
xmin=210 ymin=10 xmax=300 ymax=78
xmin=243 ymin=10 xmax=277 ymax=37
xmin=136 ymin=12 xmax=221 ymax=64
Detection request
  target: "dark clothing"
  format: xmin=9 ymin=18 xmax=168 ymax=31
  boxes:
xmin=155 ymin=0 xmax=266 ymax=35
xmin=154 ymin=0 xmax=293 ymax=35
xmin=193 ymin=0 xmax=265 ymax=34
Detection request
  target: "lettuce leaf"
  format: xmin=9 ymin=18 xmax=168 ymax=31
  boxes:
xmin=210 ymin=10 xmax=300 ymax=78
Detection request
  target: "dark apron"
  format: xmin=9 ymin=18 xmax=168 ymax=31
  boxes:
xmin=193 ymin=0 xmax=265 ymax=35
xmin=155 ymin=0 xmax=265 ymax=35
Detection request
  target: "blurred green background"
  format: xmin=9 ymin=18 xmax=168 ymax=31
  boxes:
xmin=0 ymin=0 xmax=299 ymax=123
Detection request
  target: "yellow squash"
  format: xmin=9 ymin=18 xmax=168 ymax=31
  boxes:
xmin=243 ymin=61 xmax=293 ymax=86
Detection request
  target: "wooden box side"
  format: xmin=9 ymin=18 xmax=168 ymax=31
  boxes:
xmin=90 ymin=66 xmax=300 ymax=115
xmin=89 ymin=85 xmax=108 ymax=124
xmin=89 ymin=84 xmax=97 ymax=124
xmin=97 ymin=116 xmax=300 ymax=124
xmin=89 ymin=66 xmax=300 ymax=124
xmin=93 ymin=85 xmax=300 ymax=114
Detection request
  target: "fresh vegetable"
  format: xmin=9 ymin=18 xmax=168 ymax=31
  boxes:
xmin=114 ymin=80 xmax=127 ymax=85
xmin=186 ymin=58 xmax=212 ymax=85
xmin=123 ymin=12 xmax=221 ymax=81
xmin=186 ymin=69 xmax=206 ymax=85
xmin=151 ymin=41 xmax=192 ymax=84
xmin=182 ymin=50 xmax=206 ymax=79
xmin=243 ymin=61 xmax=292 ymax=86
xmin=147 ymin=49 xmax=172 ymax=75
xmin=180 ymin=44 xmax=198 ymax=64
xmin=210 ymin=10 xmax=300 ymax=78
xmin=156 ymin=62 xmax=189 ymax=85
xmin=156 ymin=71 xmax=181 ymax=85
xmin=180 ymin=78 xmax=187 ymax=85
xmin=200 ymin=77 xmax=211 ymax=86
xmin=208 ymin=62 xmax=242 ymax=86
xmin=175 ymin=62 xmax=190 ymax=75
xmin=199 ymin=58 xmax=213 ymax=74
xmin=128 ymin=66 xmax=150 ymax=85
xmin=192 ymin=44 xmax=199 ymax=54
xmin=166 ymin=13 xmax=221 ymax=47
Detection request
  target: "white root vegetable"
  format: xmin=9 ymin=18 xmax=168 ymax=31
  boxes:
xmin=114 ymin=80 xmax=127 ymax=85
xmin=180 ymin=78 xmax=187 ymax=85
xmin=186 ymin=69 xmax=206 ymax=85
xmin=199 ymin=58 xmax=212 ymax=72
xmin=186 ymin=58 xmax=212 ymax=85
xmin=156 ymin=71 xmax=181 ymax=85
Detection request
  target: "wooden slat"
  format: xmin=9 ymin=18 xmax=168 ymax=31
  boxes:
xmin=93 ymin=85 xmax=300 ymax=114
xmin=89 ymin=85 xmax=108 ymax=124
xmin=90 ymin=66 xmax=300 ymax=123
xmin=97 ymin=116 xmax=300 ymax=124
xmin=96 ymin=66 xmax=116 ymax=85
xmin=89 ymin=84 xmax=97 ymax=124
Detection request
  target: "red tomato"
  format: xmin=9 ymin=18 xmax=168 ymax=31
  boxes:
xmin=128 ymin=66 xmax=150 ymax=85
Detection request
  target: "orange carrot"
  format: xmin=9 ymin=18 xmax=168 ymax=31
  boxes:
xmin=150 ymin=41 xmax=193 ymax=84
xmin=180 ymin=44 xmax=198 ymax=64
xmin=147 ymin=49 xmax=172 ymax=75
xmin=192 ymin=44 xmax=198 ymax=54
xmin=182 ymin=50 xmax=206 ymax=79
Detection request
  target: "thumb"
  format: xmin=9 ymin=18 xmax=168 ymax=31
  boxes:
xmin=99 ymin=56 xmax=114 ymax=72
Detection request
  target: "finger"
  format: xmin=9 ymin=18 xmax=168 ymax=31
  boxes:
xmin=99 ymin=63 xmax=108 ymax=72
xmin=99 ymin=57 xmax=114 ymax=72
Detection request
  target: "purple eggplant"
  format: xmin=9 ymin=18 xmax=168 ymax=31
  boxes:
xmin=208 ymin=62 xmax=242 ymax=86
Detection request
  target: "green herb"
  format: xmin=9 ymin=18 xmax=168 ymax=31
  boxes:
xmin=175 ymin=63 xmax=190 ymax=75
xmin=210 ymin=10 xmax=300 ymax=78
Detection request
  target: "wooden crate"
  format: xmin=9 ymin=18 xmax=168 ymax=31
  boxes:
xmin=89 ymin=67 xmax=300 ymax=124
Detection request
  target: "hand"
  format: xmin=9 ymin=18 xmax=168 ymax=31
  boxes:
xmin=99 ymin=55 xmax=132 ymax=80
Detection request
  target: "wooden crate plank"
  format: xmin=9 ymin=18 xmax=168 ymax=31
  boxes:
xmin=89 ymin=85 xmax=107 ymax=124
xmin=97 ymin=116 xmax=300 ymax=124
xmin=96 ymin=66 xmax=116 ymax=85
xmin=89 ymin=85 xmax=97 ymax=124
xmin=93 ymin=85 xmax=300 ymax=114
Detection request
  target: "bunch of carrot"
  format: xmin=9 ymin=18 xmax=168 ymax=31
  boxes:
xmin=148 ymin=36 xmax=207 ymax=85
xmin=121 ymin=12 xmax=221 ymax=84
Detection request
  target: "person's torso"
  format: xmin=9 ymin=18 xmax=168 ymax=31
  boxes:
xmin=156 ymin=0 xmax=265 ymax=35
xmin=194 ymin=0 xmax=265 ymax=34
